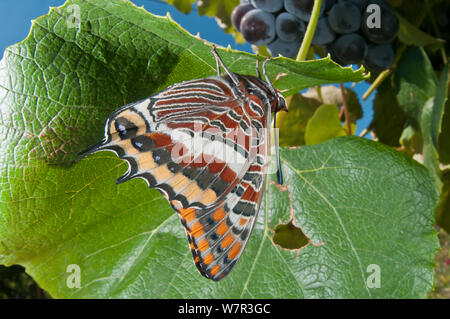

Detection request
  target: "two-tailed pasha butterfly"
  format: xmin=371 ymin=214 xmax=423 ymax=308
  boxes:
xmin=80 ymin=45 xmax=287 ymax=281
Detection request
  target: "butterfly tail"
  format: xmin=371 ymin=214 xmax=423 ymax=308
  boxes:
xmin=76 ymin=139 xmax=110 ymax=162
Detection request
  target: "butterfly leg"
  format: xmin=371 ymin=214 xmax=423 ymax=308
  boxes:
xmin=262 ymin=57 xmax=283 ymax=184
xmin=273 ymin=111 xmax=283 ymax=185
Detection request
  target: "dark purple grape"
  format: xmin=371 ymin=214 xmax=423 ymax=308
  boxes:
xmin=328 ymin=33 xmax=368 ymax=66
xmin=251 ymin=0 xmax=284 ymax=13
xmin=367 ymin=0 xmax=386 ymax=5
xmin=240 ymin=9 xmax=276 ymax=45
xmin=231 ymin=4 xmax=255 ymax=32
xmin=328 ymin=1 xmax=362 ymax=34
xmin=312 ymin=17 xmax=336 ymax=45
xmin=361 ymin=2 xmax=399 ymax=44
xmin=267 ymin=37 xmax=301 ymax=58
xmin=275 ymin=12 xmax=305 ymax=42
xmin=363 ymin=44 xmax=394 ymax=72
xmin=324 ymin=0 xmax=337 ymax=11
xmin=284 ymin=0 xmax=325 ymax=22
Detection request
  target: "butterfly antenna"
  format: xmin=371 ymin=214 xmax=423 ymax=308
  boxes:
xmin=211 ymin=44 xmax=240 ymax=88
xmin=255 ymin=59 xmax=262 ymax=79
xmin=215 ymin=54 xmax=221 ymax=77
xmin=262 ymin=57 xmax=283 ymax=184
xmin=262 ymin=57 xmax=277 ymax=96
xmin=274 ymin=111 xmax=283 ymax=185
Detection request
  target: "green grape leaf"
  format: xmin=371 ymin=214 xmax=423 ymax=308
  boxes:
xmin=421 ymin=97 xmax=443 ymax=190
xmin=395 ymin=46 xmax=437 ymax=128
xmin=279 ymin=86 xmax=361 ymax=148
xmin=396 ymin=48 xmax=447 ymax=191
xmin=438 ymin=88 xmax=450 ymax=164
xmin=0 ymin=0 xmax=437 ymax=299
xmin=400 ymin=124 xmax=423 ymax=155
xmin=278 ymin=93 xmax=322 ymax=147
xmin=435 ymin=170 xmax=450 ymax=233
xmin=372 ymin=80 xmax=406 ymax=147
xmin=397 ymin=13 xmax=445 ymax=48
xmin=304 ymin=104 xmax=342 ymax=145
xmin=420 ymin=65 xmax=448 ymax=191
xmin=2 ymin=136 xmax=439 ymax=298
xmin=303 ymin=85 xmax=363 ymax=123
xmin=431 ymin=64 xmax=448 ymax=146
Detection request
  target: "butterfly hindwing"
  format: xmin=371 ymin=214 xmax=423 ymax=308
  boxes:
xmin=174 ymin=153 xmax=267 ymax=281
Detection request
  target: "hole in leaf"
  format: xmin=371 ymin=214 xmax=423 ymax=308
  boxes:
xmin=273 ymin=220 xmax=309 ymax=249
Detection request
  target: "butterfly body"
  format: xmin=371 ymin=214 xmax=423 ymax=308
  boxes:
xmin=81 ymin=46 xmax=286 ymax=281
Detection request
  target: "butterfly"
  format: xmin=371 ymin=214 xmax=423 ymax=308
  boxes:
xmin=80 ymin=45 xmax=287 ymax=281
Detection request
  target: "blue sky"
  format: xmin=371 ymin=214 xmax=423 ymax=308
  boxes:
xmin=0 ymin=0 xmax=374 ymax=135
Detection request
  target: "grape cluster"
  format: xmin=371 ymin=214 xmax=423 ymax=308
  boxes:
xmin=231 ymin=0 xmax=399 ymax=72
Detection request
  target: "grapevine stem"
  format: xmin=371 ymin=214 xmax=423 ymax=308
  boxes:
xmin=279 ymin=0 xmax=322 ymax=126
xmin=296 ymin=0 xmax=323 ymax=62
xmin=339 ymin=83 xmax=352 ymax=135
xmin=316 ymin=85 xmax=323 ymax=103
xmin=425 ymin=0 xmax=448 ymax=65
xmin=359 ymin=127 xmax=369 ymax=137
xmin=362 ymin=68 xmax=392 ymax=100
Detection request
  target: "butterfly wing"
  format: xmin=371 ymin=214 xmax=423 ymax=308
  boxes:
xmin=182 ymin=97 xmax=272 ymax=280
xmin=81 ymin=76 xmax=271 ymax=280
xmin=181 ymin=150 xmax=269 ymax=280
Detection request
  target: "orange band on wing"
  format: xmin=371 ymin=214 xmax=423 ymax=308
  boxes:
xmin=212 ymin=207 xmax=226 ymax=221
xmin=189 ymin=222 xmax=204 ymax=238
xmin=179 ymin=207 xmax=196 ymax=223
xmin=216 ymin=221 xmax=229 ymax=236
xmin=210 ymin=265 xmax=220 ymax=276
xmin=197 ymin=239 xmax=210 ymax=253
xmin=239 ymin=218 xmax=248 ymax=226
xmin=203 ymin=253 xmax=214 ymax=265
xmin=221 ymin=233 xmax=235 ymax=249
xmin=228 ymin=242 xmax=242 ymax=260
